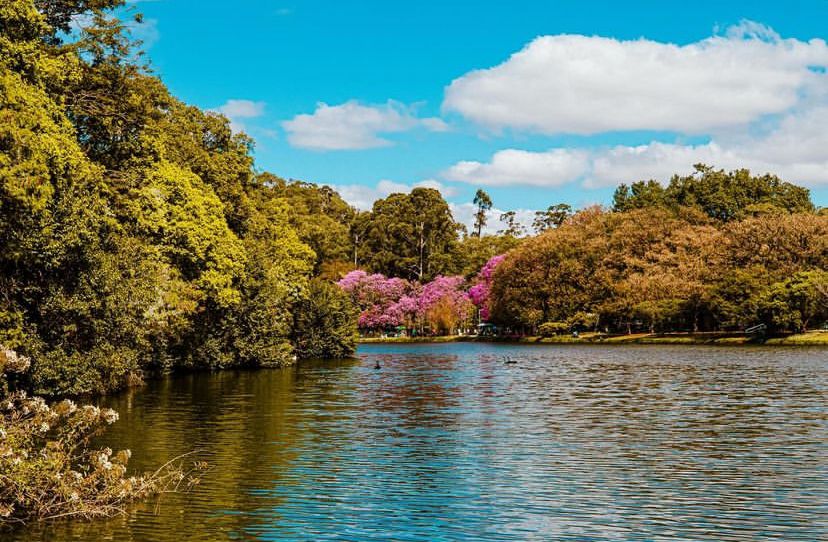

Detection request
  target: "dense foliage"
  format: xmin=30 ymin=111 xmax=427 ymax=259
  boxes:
xmin=613 ymin=164 xmax=814 ymax=221
xmin=0 ymin=0 xmax=358 ymax=396
xmin=489 ymin=206 xmax=827 ymax=334
xmin=2 ymin=1 xmax=825 ymax=406
xmin=337 ymin=271 xmax=475 ymax=335
xmin=291 ymin=280 xmax=359 ymax=359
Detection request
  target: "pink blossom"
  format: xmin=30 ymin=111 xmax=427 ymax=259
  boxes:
xmin=468 ymin=254 xmax=507 ymax=321
xmin=338 ymin=270 xmax=418 ymax=329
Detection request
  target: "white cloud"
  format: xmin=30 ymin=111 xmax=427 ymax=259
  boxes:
xmin=443 ymin=105 xmax=828 ymax=189
xmin=443 ymin=21 xmax=828 ymax=135
xmin=216 ymin=99 xmax=266 ymax=119
xmin=282 ymin=100 xmax=447 ymax=151
xmin=129 ymin=17 xmax=159 ymax=50
xmin=212 ymin=99 xmax=266 ymax=133
xmin=332 ymin=179 xmax=459 ymax=210
xmin=444 ymin=148 xmax=589 ymax=187
xmin=449 ymin=203 xmax=537 ymax=236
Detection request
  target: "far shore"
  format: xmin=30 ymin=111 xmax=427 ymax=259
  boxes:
xmin=358 ymin=331 xmax=828 ymax=346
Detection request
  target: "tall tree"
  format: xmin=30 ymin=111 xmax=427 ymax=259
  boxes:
xmin=498 ymin=211 xmax=526 ymax=237
xmin=532 ymin=204 xmax=572 ymax=234
xmin=363 ymin=188 xmax=460 ymax=281
xmin=472 ymin=189 xmax=493 ymax=237
xmin=613 ymin=165 xmax=814 ymax=221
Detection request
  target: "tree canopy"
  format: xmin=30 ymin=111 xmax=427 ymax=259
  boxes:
xmin=613 ymin=164 xmax=815 ymax=221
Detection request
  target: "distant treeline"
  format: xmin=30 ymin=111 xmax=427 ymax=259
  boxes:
xmin=490 ymin=166 xmax=827 ymax=335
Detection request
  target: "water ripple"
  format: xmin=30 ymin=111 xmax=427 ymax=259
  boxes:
xmin=14 ymin=343 xmax=828 ymax=541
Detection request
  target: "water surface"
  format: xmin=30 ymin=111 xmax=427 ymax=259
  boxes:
xmin=17 ymin=343 xmax=828 ymax=541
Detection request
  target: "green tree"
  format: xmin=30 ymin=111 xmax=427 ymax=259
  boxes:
xmin=472 ymin=189 xmax=492 ymax=237
xmin=758 ymin=271 xmax=828 ymax=333
xmin=292 ymin=279 xmax=359 ymax=359
xmin=613 ymin=165 xmax=814 ymax=221
xmin=612 ymin=180 xmax=666 ymax=212
xmin=498 ymin=210 xmax=526 ymax=237
xmin=363 ymin=188 xmax=460 ymax=281
xmin=532 ymin=204 xmax=572 ymax=234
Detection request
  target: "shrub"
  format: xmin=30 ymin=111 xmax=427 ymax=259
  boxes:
xmin=538 ymin=322 xmax=570 ymax=337
xmin=292 ymin=280 xmax=359 ymax=359
xmin=0 ymin=347 xmax=205 ymax=526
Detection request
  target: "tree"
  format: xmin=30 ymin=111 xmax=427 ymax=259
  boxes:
xmin=0 ymin=0 xmax=357 ymax=394
xmin=349 ymin=210 xmax=372 ymax=268
xmin=363 ymin=188 xmax=460 ymax=281
xmin=613 ymin=165 xmax=814 ymax=221
xmin=612 ymin=180 xmax=666 ymax=212
xmin=292 ymin=279 xmax=359 ymax=359
xmin=337 ymin=271 xmax=417 ymax=331
xmin=451 ymin=234 xmax=520 ymax=278
xmin=253 ymin=174 xmax=356 ymax=273
xmin=34 ymin=0 xmax=125 ymax=35
xmin=532 ymin=204 xmax=572 ymax=234
xmin=417 ymin=276 xmax=474 ymax=335
xmin=758 ymin=271 xmax=828 ymax=333
xmin=472 ymin=189 xmax=492 ymax=237
xmin=498 ymin=211 xmax=526 ymax=237
xmin=468 ymin=254 xmax=507 ymax=321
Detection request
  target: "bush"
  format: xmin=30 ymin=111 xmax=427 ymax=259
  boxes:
xmin=538 ymin=322 xmax=570 ymax=337
xmin=0 ymin=347 xmax=205 ymax=526
xmin=292 ymin=280 xmax=359 ymax=359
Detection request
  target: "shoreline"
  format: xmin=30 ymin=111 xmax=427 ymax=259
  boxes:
xmin=358 ymin=331 xmax=828 ymax=347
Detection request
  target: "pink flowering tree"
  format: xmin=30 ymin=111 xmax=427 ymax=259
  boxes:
xmin=417 ymin=276 xmax=474 ymax=335
xmin=337 ymin=270 xmax=418 ymax=331
xmin=338 ymin=270 xmax=477 ymax=335
xmin=468 ymin=254 xmax=507 ymax=321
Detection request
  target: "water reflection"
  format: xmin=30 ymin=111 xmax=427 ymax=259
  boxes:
xmin=13 ymin=344 xmax=828 ymax=541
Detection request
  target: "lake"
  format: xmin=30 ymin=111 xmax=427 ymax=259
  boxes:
xmin=15 ymin=343 xmax=828 ymax=541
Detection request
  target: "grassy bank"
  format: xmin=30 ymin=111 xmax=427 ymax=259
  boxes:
xmin=359 ymin=331 xmax=828 ymax=346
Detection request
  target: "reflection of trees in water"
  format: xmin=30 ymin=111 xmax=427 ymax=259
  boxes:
xmin=361 ymin=354 xmax=462 ymax=429
xmin=536 ymin=355 xmax=824 ymax=450
xmin=70 ymin=369 xmax=311 ymax=541
xmin=355 ymin=353 xmax=475 ymax=499
xmin=15 ymin=347 xmax=826 ymax=541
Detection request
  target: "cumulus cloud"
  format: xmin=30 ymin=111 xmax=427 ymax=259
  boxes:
xmin=444 ymin=148 xmax=589 ymax=187
xmin=282 ymin=100 xmax=448 ymax=151
xmin=332 ymin=179 xmax=458 ymax=210
xmin=443 ymin=21 xmax=828 ymax=135
xmin=444 ymin=104 xmax=828 ymax=189
xmin=212 ymin=99 xmax=266 ymax=133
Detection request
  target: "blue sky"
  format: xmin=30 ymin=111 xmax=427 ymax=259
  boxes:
xmin=128 ymin=0 xmax=828 ymax=229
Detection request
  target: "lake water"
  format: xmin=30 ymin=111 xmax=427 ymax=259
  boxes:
xmin=15 ymin=343 xmax=828 ymax=541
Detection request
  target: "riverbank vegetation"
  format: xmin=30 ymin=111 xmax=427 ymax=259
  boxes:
xmin=0 ymin=0 xmax=363 ymax=398
xmin=489 ymin=167 xmax=827 ymax=336
xmin=358 ymin=331 xmax=828 ymax=346
xmin=339 ymin=170 xmax=827 ymax=339
xmin=0 ymin=347 xmax=205 ymax=525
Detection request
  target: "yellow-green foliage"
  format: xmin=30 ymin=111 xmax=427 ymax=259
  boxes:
xmin=490 ymin=207 xmax=828 ymax=334
xmin=127 ymin=161 xmax=246 ymax=308
xmin=0 ymin=0 xmax=358 ymax=395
